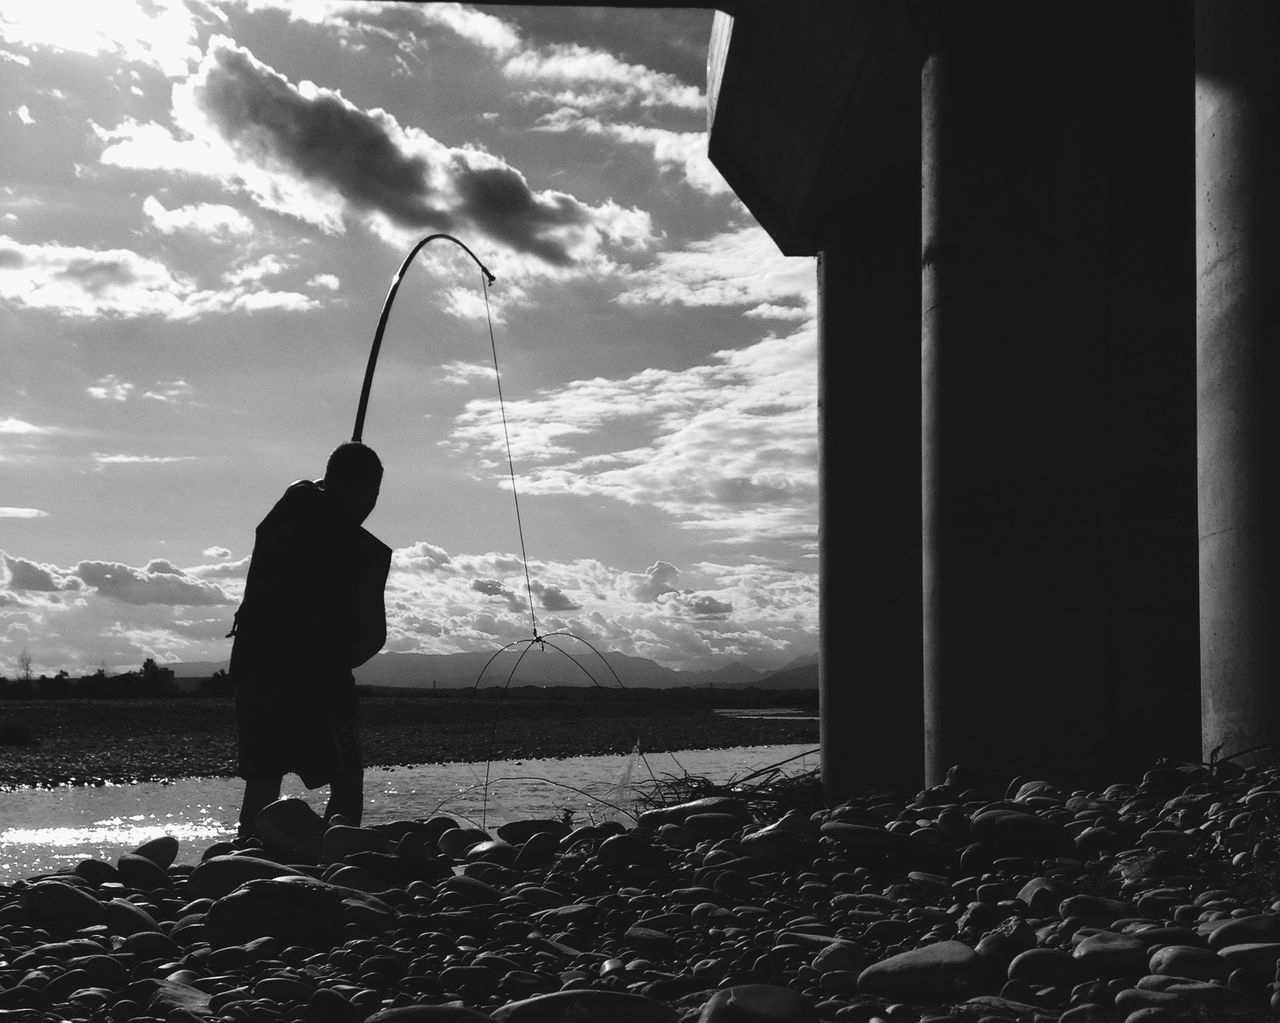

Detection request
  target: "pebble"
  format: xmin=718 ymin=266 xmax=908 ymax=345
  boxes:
xmin=3 ymin=760 xmax=1280 ymax=1023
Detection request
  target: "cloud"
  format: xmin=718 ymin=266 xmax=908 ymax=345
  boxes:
xmin=0 ymin=0 xmax=202 ymax=76
xmin=619 ymin=562 xmax=681 ymax=603
xmin=504 ymin=43 xmax=704 ymax=113
xmin=192 ymin=40 xmax=453 ymax=232
xmin=0 ymin=417 xmax=50 ymax=435
xmin=202 ymin=546 xmax=231 ymax=559
xmin=3 ymin=554 xmax=68 ymax=591
xmin=440 ymin=361 xmax=495 ymax=386
xmin=0 ymin=235 xmax=319 ymax=320
xmin=617 ymin=225 xmax=816 ymax=314
xmin=143 ymin=195 xmax=254 ymax=238
xmin=142 ymin=380 xmax=193 ymax=404
xmin=99 ymin=37 xmax=655 ymax=275
xmin=87 ymin=375 xmax=134 ymax=401
xmin=308 ymin=273 xmax=339 ymax=291
xmin=447 ymin=325 xmax=818 ymax=543
xmin=0 ymin=507 xmax=48 ymax=519
xmin=75 ymin=559 xmax=231 ymax=606
xmin=92 ymin=453 xmax=198 ymax=466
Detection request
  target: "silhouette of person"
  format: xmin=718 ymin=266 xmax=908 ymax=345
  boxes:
xmin=229 ymin=441 xmax=391 ymax=836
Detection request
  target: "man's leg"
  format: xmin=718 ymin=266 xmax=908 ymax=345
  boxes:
xmin=239 ymin=775 xmax=282 ymax=838
xmin=324 ymin=768 xmax=363 ymax=826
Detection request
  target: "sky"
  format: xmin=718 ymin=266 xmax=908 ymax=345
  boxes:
xmin=0 ymin=1 xmax=818 ymax=678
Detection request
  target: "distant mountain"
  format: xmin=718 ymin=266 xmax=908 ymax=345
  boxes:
xmin=169 ymin=648 xmax=817 ymax=689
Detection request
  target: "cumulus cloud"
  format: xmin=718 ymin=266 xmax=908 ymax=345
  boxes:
xmin=3 ymin=554 xmax=70 ymax=592
xmin=202 ymin=546 xmax=231 ymax=559
xmin=75 ymin=559 xmax=231 ymax=606
xmin=0 ymin=507 xmax=47 ymax=519
xmin=98 ymin=37 xmax=655 ymax=276
xmin=142 ymin=195 xmax=254 ymax=238
xmin=0 ymin=235 xmax=318 ymax=320
xmin=619 ymin=561 xmax=680 ymax=603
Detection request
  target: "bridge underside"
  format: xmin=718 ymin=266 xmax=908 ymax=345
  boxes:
xmin=710 ymin=0 xmax=1280 ymax=794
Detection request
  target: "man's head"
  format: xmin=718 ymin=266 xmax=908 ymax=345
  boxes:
xmin=324 ymin=442 xmax=383 ymax=525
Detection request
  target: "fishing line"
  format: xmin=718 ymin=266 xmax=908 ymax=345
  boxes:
xmin=356 ymin=233 xmax=655 ymax=828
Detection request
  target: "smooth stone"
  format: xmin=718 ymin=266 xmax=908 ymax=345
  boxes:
xmin=466 ymin=839 xmax=519 ymax=866
xmin=205 ymin=875 xmax=395 ymax=948
xmin=969 ymin=809 xmax=1068 ymax=854
xmin=698 ymin=984 xmax=815 ymax=1023
xmin=534 ymin=904 xmax=600 ymax=930
xmin=496 ymin=820 xmax=572 ymax=844
xmin=133 ymin=835 xmax=180 ymax=869
xmin=492 ymin=990 xmax=677 ymax=1023
xmin=74 ymin=859 xmax=121 ymax=886
xmin=1204 ymin=912 xmax=1280 ymax=950
xmin=857 ymin=940 xmax=985 ymax=1000
xmin=1016 ymin=876 xmax=1066 ymax=915
xmin=1216 ymin=941 xmax=1280 ymax=976
xmin=514 ymin=832 xmax=561 ymax=871
xmin=254 ymin=798 xmax=325 ymax=859
xmin=323 ymin=824 xmax=390 ymax=863
xmin=1072 ymin=931 xmax=1149 ymax=979
xmin=117 ymin=852 xmax=171 ymax=893
xmin=684 ymin=814 xmax=745 ymax=841
xmin=441 ymin=874 xmax=503 ymax=905
xmin=18 ymin=881 xmax=106 ymax=934
xmin=439 ymin=827 xmax=490 ymax=857
xmin=122 ymin=930 xmax=181 ymax=960
xmin=104 ymin=896 xmax=160 ymax=936
xmin=148 ymin=978 xmax=213 ymax=1018
xmin=185 ymin=856 xmax=296 ymax=899
xmin=1059 ymin=894 xmax=1134 ymax=926
xmin=739 ymin=822 xmax=817 ymax=868
xmin=598 ymin=834 xmax=669 ymax=869
xmin=636 ymin=797 xmax=751 ymax=829
xmin=1147 ymin=944 xmax=1229 ymax=981
xmin=1007 ymin=948 xmax=1078 ymax=986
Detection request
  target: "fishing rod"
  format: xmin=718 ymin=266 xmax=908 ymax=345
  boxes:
xmin=351 ymin=233 xmax=496 ymax=443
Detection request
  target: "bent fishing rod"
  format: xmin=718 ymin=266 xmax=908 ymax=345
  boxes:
xmin=351 ymin=233 xmax=496 ymax=443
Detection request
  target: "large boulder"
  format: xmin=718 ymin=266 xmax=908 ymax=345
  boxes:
xmin=185 ymin=855 xmax=297 ymax=899
xmin=204 ymin=875 xmax=397 ymax=948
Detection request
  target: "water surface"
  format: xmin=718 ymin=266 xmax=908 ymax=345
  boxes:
xmin=0 ymin=744 xmax=816 ymax=881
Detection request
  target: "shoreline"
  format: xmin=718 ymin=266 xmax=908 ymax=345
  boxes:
xmin=0 ymin=695 xmax=819 ymax=790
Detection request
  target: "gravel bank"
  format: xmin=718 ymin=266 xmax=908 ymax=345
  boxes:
xmin=0 ymin=696 xmax=817 ymax=789
xmin=1 ymin=757 xmax=1278 ymax=1022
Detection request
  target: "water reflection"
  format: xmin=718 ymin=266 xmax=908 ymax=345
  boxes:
xmin=0 ymin=744 xmax=815 ymax=881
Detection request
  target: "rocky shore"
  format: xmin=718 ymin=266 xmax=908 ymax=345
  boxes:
xmin=0 ymin=757 xmax=1278 ymax=1023
xmin=0 ymin=697 xmax=817 ymax=789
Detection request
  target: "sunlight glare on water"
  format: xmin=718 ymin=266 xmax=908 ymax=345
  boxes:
xmin=0 ymin=744 xmax=816 ymax=881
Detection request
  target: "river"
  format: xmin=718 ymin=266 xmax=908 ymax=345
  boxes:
xmin=0 ymin=743 xmax=817 ymax=882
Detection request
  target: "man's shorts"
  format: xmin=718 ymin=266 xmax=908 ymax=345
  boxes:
xmin=235 ymin=674 xmax=361 ymax=789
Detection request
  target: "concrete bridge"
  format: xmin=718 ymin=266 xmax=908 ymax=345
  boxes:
xmin=478 ymin=0 xmax=1280 ymax=795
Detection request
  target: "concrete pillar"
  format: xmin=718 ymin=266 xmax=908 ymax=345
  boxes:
xmin=921 ymin=2 xmax=1198 ymax=788
xmin=1196 ymin=2 xmax=1280 ymax=765
xmin=818 ymin=176 xmax=922 ymax=798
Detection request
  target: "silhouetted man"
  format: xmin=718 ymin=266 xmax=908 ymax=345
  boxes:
xmin=229 ymin=441 xmax=391 ymax=835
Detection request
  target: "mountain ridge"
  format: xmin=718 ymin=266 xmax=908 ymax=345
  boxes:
xmin=172 ymin=649 xmax=818 ymax=689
